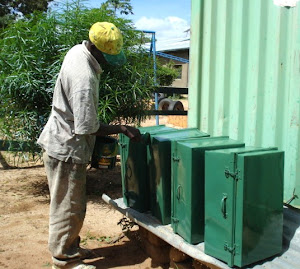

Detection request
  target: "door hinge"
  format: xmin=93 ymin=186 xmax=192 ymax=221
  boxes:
xmin=120 ymin=143 xmax=126 ymax=149
xmin=172 ymin=156 xmax=180 ymax=162
xmin=171 ymin=217 xmax=179 ymax=223
xmin=224 ymin=169 xmax=239 ymax=180
xmin=224 ymin=243 xmax=236 ymax=254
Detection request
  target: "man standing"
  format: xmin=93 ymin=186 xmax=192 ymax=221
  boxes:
xmin=38 ymin=22 xmax=141 ymax=269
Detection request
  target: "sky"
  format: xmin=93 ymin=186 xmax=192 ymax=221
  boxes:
xmin=53 ymin=0 xmax=191 ymax=41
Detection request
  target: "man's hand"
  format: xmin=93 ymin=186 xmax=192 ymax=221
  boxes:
xmin=93 ymin=123 xmax=141 ymax=142
xmin=121 ymin=125 xmax=142 ymax=142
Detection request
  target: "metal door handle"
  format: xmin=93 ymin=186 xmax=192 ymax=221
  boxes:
xmin=176 ymin=185 xmax=182 ymax=200
xmin=221 ymin=194 xmax=228 ymax=219
xmin=126 ymin=164 xmax=132 ymax=179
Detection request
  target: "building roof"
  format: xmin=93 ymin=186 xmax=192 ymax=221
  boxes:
xmin=143 ymin=37 xmax=190 ymax=52
xmin=155 ymin=37 xmax=190 ymax=52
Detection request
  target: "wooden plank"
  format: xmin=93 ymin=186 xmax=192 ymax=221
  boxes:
xmin=154 ymin=87 xmax=188 ymax=94
xmin=102 ymin=194 xmax=228 ymax=269
xmin=145 ymin=110 xmax=188 ymax=116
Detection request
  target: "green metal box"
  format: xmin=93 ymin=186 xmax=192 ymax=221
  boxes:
xmin=149 ymin=128 xmax=209 ymax=224
xmin=205 ymin=147 xmax=284 ymax=267
xmin=119 ymin=125 xmax=174 ymax=212
xmin=171 ymin=137 xmax=245 ymax=244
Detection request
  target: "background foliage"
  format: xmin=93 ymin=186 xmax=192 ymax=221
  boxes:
xmin=0 ymin=0 xmax=54 ymax=28
xmin=102 ymin=0 xmax=134 ymax=15
xmin=0 ymin=0 xmax=178 ymax=155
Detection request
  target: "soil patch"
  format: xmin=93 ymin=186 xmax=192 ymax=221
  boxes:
xmin=0 ymin=160 xmax=167 ymax=269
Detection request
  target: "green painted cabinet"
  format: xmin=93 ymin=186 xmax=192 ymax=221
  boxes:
xmin=149 ymin=128 xmax=209 ymax=224
xmin=205 ymin=147 xmax=284 ymax=267
xmin=119 ymin=125 xmax=174 ymax=212
xmin=171 ymin=137 xmax=245 ymax=244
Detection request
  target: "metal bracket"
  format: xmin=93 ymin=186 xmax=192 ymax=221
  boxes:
xmin=285 ymin=188 xmax=298 ymax=205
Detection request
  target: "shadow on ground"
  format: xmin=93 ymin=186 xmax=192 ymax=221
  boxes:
xmin=23 ymin=161 xmax=123 ymax=205
xmin=84 ymin=230 xmax=170 ymax=269
xmin=86 ymin=162 xmax=123 ymax=202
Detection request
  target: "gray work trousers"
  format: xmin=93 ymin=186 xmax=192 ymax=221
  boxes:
xmin=43 ymin=152 xmax=87 ymax=267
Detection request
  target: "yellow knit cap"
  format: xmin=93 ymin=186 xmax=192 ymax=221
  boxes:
xmin=89 ymin=22 xmax=123 ymax=55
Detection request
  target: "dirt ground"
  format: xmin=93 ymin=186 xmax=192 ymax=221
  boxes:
xmin=0 ymin=116 xmax=182 ymax=269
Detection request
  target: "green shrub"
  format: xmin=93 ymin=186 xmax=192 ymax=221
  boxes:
xmin=0 ymin=0 xmax=176 ymax=155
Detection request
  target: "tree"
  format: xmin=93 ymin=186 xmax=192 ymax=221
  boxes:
xmin=0 ymin=1 xmax=177 ymax=156
xmin=0 ymin=0 xmax=54 ymax=28
xmin=102 ymin=0 xmax=134 ymax=16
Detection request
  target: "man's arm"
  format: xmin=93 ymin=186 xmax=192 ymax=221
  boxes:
xmin=92 ymin=123 xmax=141 ymax=141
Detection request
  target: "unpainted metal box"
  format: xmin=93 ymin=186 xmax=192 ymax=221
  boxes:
xmin=171 ymin=137 xmax=245 ymax=244
xmin=205 ymin=147 xmax=284 ymax=267
xmin=149 ymin=128 xmax=209 ymax=224
xmin=119 ymin=125 xmax=175 ymax=212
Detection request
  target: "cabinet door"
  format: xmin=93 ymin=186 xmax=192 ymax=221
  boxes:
xmin=119 ymin=134 xmax=130 ymax=205
xmin=149 ymin=138 xmax=172 ymax=224
xmin=205 ymin=152 xmax=236 ymax=266
xmin=234 ymin=152 xmax=284 ymax=267
xmin=171 ymin=143 xmax=192 ymax=238
xmin=151 ymin=132 xmax=209 ymax=225
xmin=124 ymin=139 xmax=148 ymax=211
xmin=121 ymin=126 xmax=173 ymax=210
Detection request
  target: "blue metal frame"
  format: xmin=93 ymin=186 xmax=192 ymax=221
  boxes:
xmin=149 ymin=32 xmax=159 ymax=125
xmin=134 ymin=30 xmax=159 ymax=124
xmin=155 ymin=51 xmax=189 ymax=64
xmin=133 ymin=30 xmax=189 ymax=125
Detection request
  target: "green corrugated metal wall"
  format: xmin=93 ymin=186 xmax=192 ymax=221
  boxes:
xmin=188 ymin=0 xmax=300 ymax=207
